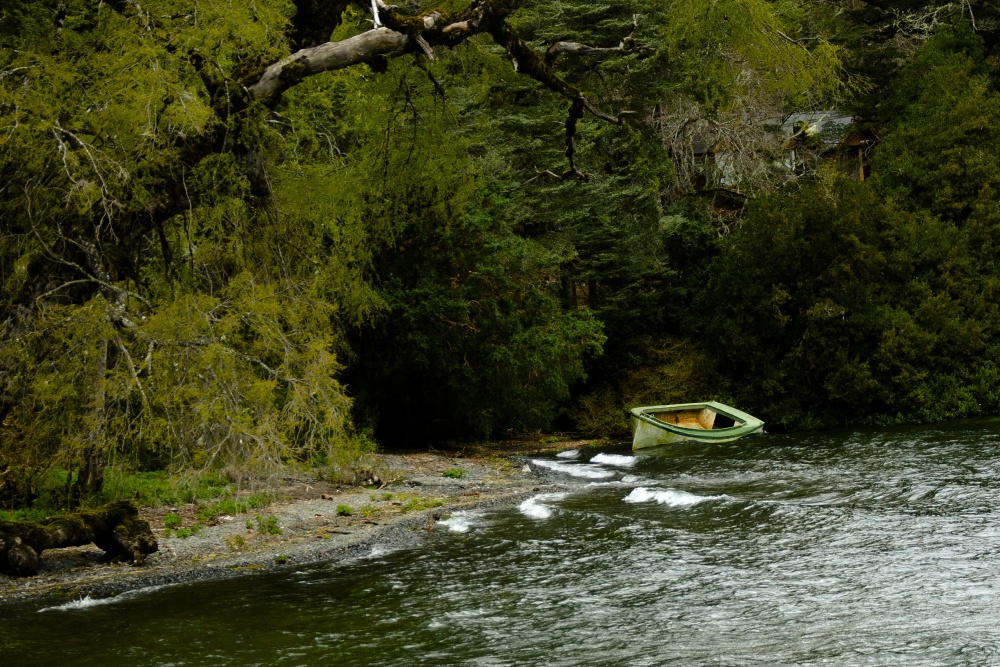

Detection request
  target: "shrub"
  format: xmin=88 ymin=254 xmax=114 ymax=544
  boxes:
xmin=255 ymin=514 xmax=282 ymax=535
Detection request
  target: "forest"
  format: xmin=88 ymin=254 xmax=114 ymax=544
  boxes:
xmin=3 ymin=0 xmax=1000 ymax=510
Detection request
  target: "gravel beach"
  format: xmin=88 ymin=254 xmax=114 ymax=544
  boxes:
xmin=0 ymin=444 xmax=593 ymax=607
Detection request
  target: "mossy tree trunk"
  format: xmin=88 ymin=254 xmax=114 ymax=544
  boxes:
xmin=0 ymin=501 xmax=158 ymax=577
xmin=74 ymin=337 xmax=109 ymax=503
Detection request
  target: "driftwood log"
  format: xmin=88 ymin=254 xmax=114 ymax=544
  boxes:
xmin=0 ymin=501 xmax=158 ymax=576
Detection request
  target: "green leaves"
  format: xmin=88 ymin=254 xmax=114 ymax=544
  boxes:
xmin=873 ymin=23 xmax=1000 ymax=224
xmin=706 ymin=170 xmax=1000 ymax=429
xmin=0 ymin=0 xmax=948 ymax=499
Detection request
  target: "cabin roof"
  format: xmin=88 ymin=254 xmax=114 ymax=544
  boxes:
xmin=781 ymin=111 xmax=855 ymax=148
xmin=684 ymin=110 xmax=857 ymax=157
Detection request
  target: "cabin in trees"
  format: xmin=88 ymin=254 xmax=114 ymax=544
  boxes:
xmin=677 ymin=110 xmax=875 ymax=194
xmin=780 ymin=111 xmax=875 ymax=181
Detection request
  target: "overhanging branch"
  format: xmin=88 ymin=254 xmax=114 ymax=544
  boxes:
xmin=544 ymin=15 xmax=640 ymax=64
xmin=246 ymin=1 xmax=636 ymax=175
xmin=248 ymin=28 xmax=409 ymax=100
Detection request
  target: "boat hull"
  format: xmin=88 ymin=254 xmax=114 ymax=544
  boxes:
xmin=630 ymin=402 xmax=764 ymax=451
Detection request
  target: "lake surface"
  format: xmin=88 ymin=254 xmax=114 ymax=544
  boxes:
xmin=6 ymin=421 xmax=1000 ymax=666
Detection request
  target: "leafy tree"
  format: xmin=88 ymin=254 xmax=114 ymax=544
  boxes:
xmin=0 ymin=0 xmax=845 ymax=503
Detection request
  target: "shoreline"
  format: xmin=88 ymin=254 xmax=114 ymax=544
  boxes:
xmin=0 ymin=443 xmax=598 ymax=608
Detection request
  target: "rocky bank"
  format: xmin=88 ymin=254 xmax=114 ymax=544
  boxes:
xmin=0 ymin=443 xmax=597 ymax=607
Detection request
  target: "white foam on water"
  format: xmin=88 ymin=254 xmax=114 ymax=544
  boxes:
xmin=585 ymin=480 xmax=628 ymax=488
xmin=437 ymin=511 xmax=481 ymax=533
xmin=586 ymin=473 xmax=653 ymax=488
xmin=38 ymin=585 xmax=171 ymax=613
xmin=590 ymin=453 xmax=638 ymax=468
xmin=39 ymin=596 xmax=105 ymax=612
xmin=556 ymin=449 xmax=581 ymax=459
xmin=519 ymin=493 xmax=569 ymax=520
xmin=623 ymin=487 xmax=719 ymax=507
xmin=531 ymin=459 xmax=615 ymax=479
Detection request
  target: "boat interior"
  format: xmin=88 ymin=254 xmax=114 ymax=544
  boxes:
xmin=649 ymin=407 xmax=740 ymax=430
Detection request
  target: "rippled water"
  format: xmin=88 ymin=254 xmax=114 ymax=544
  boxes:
xmin=6 ymin=420 xmax=1000 ymax=666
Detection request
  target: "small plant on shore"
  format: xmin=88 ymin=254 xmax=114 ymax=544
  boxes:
xmin=175 ymin=527 xmax=192 ymax=539
xmin=162 ymin=513 xmax=182 ymax=537
xmin=400 ymin=496 xmax=434 ymax=513
xmin=442 ymin=468 xmax=464 ymax=479
xmin=486 ymin=454 xmax=513 ymax=473
xmin=275 ymin=555 xmax=288 ymax=565
xmin=227 ymin=535 xmax=246 ymax=550
xmin=360 ymin=505 xmax=377 ymax=518
xmin=196 ymin=492 xmax=272 ymax=524
xmin=255 ymin=514 xmax=282 ymax=535
xmin=336 ymin=504 xmax=353 ymax=517
xmin=381 ymin=493 xmax=394 ymax=501
xmin=399 ymin=496 xmax=444 ymax=513
xmin=245 ymin=519 xmax=254 ymax=530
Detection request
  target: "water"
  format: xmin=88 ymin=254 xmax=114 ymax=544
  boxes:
xmin=6 ymin=421 xmax=1000 ymax=665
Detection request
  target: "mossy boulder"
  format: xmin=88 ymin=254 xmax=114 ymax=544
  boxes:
xmin=0 ymin=501 xmax=158 ymax=577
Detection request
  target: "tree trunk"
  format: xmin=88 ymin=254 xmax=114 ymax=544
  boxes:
xmin=561 ymin=276 xmax=577 ymax=310
xmin=74 ymin=337 xmax=108 ymax=503
xmin=0 ymin=501 xmax=158 ymax=576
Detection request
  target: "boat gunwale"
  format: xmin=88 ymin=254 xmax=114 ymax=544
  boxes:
xmin=630 ymin=401 xmax=764 ymax=441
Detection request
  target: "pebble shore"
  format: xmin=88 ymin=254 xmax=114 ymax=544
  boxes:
xmin=0 ymin=446 xmax=589 ymax=608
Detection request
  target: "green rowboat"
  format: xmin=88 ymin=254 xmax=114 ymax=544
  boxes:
xmin=630 ymin=402 xmax=764 ymax=450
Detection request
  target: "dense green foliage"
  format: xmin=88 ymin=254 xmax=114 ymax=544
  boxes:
xmin=5 ymin=0 xmax=1000 ymax=510
xmin=0 ymin=3 xmax=376 ymax=505
xmin=705 ymin=22 xmax=1000 ymax=429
